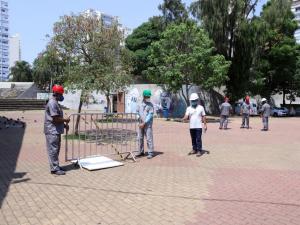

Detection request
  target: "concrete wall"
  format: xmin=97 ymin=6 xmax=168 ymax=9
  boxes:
xmin=59 ymin=84 xmax=224 ymax=116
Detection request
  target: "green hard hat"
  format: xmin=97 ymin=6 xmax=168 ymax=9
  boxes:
xmin=143 ymin=89 xmax=152 ymax=97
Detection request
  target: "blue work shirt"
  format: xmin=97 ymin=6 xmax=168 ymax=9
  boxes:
xmin=137 ymin=101 xmax=154 ymax=127
xmin=44 ymin=97 xmax=64 ymax=134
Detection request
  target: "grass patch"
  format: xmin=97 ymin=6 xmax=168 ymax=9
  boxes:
xmin=64 ymin=133 xmax=87 ymax=140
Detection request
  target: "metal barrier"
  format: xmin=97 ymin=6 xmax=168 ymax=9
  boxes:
xmin=65 ymin=113 xmax=138 ymax=163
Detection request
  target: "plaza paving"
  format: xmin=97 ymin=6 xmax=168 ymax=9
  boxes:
xmin=0 ymin=110 xmax=300 ymax=225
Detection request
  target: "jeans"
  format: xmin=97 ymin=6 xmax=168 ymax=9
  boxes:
xmin=190 ymin=128 xmax=202 ymax=152
xmin=162 ymin=109 xmax=169 ymax=119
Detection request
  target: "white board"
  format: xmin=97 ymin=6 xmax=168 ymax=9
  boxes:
xmin=77 ymin=156 xmax=124 ymax=171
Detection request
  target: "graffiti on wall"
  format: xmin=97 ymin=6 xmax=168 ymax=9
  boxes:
xmin=124 ymin=86 xmax=187 ymax=117
xmin=126 ymin=88 xmax=140 ymax=113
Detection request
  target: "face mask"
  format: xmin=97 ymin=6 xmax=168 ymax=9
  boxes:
xmin=58 ymin=95 xmax=64 ymax=102
xmin=144 ymin=98 xmax=151 ymax=103
xmin=191 ymin=101 xmax=198 ymax=108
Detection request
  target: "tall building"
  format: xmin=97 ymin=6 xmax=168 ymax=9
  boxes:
xmin=0 ymin=0 xmax=9 ymax=81
xmin=82 ymin=9 xmax=131 ymax=38
xmin=9 ymin=34 xmax=21 ymax=69
xmin=292 ymin=0 xmax=300 ymax=43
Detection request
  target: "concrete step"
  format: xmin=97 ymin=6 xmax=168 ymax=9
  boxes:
xmin=0 ymin=99 xmax=46 ymax=111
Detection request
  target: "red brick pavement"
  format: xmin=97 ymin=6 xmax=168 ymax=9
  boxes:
xmin=186 ymin=168 xmax=300 ymax=225
xmin=0 ymin=111 xmax=300 ymax=225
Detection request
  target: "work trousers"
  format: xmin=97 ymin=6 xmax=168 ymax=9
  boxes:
xmin=138 ymin=125 xmax=154 ymax=155
xmin=241 ymin=113 xmax=250 ymax=128
xmin=220 ymin=115 xmax=229 ymax=129
xmin=45 ymin=134 xmax=61 ymax=172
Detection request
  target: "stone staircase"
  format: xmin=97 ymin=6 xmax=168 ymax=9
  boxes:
xmin=0 ymin=99 xmax=46 ymax=111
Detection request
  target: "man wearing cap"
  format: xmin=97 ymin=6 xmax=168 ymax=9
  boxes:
xmin=182 ymin=93 xmax=207 ymax=157
xmin=136 ymin=89 xmax=155 ymax=159
xmin=44 ymin=85 xmax=70 ymax=175
xmin=260 ymin=98 xmax=271 ymax=131
xmin=219 ymin=97 xmax=232 ymax=129
xmin=240 ymin=96 xmax=251 ymax=129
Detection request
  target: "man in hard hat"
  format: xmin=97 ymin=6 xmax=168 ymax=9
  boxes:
xmin=136 ymin=89 xmax=155 ymax=159
xmin=260 ymin=98 xmax=271 ymax=131
xmin=182 ymin=93 xmax=207 ymax=157
xmin=240 ymin=96 xmax=251 ymax=129
xmin=44 ymin=85 xmax=70 ymax=175
xmin=219 ymin=97 xmax=232 ymax=129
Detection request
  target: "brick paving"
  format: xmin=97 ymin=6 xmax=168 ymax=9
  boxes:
xmin=0 ymin=111 xmax=300 ymax=225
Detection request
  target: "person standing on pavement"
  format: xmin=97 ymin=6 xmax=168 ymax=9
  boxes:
xmin=44 ymin=85 xmax=70 ymax=175
xmin=136 ymin=90 xmax=155 ymax=159
xmin=260 ymin=98 xmax=271 ymax=131
xmin=182 ymin=93 xmax=207 ymax=157
xmin=219 ymin=97 xmax=232 ymax=129
xmin=240 ymin=96 xmax=251 ymax=129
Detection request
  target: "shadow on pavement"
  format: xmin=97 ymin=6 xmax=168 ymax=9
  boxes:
xmin=0 ymin=116 xmax=27 ymax=208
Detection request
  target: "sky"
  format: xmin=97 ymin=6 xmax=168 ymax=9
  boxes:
xmin=9 ymin=0 xmax=268 ymax=64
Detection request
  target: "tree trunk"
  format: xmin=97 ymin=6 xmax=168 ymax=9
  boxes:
xmin=282 ymin=89 xmax=286 ymax=107
xmin=181 ymin=86 xmax=189 ymax=107
xmin=106 ymin=94 xmax=111 ymax=113
xmin=74 ymin=96 xmax=83 ymax=136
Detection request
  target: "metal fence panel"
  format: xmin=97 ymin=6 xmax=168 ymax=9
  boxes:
xmin=65 ymin=113 xmax=138 ymax=162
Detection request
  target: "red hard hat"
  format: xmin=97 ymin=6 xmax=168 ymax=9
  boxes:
xmin=52 ymin=85 xmax=64 ymax=94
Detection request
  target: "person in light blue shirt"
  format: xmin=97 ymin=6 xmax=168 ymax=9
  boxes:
xmin=136 ymin=89 xmax=154 ymax=159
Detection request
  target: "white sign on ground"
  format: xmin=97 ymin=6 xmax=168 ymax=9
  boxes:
xmin=76 ymin=156 xmax=124 ymax=171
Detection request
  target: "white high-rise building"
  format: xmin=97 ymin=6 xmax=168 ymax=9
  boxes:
xmin=82 ymin=9 xmax=131 ymax=38
xmin=292 ymin=0 xmax=300 ymax=43
xmin=0 ymin=0 xmax=9 ymax=81
xmin=9 ymin=34 xmax=21 ymax=69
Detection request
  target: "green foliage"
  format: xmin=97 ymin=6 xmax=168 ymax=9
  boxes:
xmin=50 ymin=11 xmax=132 ymax=111
xmin=146 ymin=21 xmax=231 ymax=104
xmin=125 ymin=0 xmax=189 ymax=81
xmin=158 ymin=0 xmax=188 ymax=25
xmin=10 ymin=61 xmax=33 ymax=82
xmin=125 ymin=17 xmax=164 ymax=80
xmin=190 ymin=0 xmax=261 ymax=101
xmin=251 ymin=0 xmax=300 ymax=104
xmin=32 ymin=45 xmax=66 ymax=90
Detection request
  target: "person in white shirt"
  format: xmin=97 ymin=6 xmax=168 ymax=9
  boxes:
xmin=182 ymin=93 xmax=207 ymax=157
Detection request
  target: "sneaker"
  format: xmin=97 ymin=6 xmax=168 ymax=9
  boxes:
xmin=51 ymin=170 xmax=65 ymax=175
xmin=188 ymin=150 xmax=197 ymax=155
xmin=147 ymin=154 xmax=153 ymax=159
xmin=240 ymin=126 xmax=245 ymax=129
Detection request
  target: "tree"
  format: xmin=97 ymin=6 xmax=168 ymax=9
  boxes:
xmin=146 ymin=21 xmax=231 ymax=106
xmin=32 ymin=45 xmax=66 ymax=90
xmin=190 ymin=0 xmax=261 ymax=101
xmin=158 ymin=0 xmax=189 ymax=25
xmin=51 ymin=11 xmax=132 ymax=112
xmin=251 ymin=0 xmax=300 ymax=105
xmin=10 ymin=61 xmax=33 ymax=82
xmin=125 ymin=16 xmax=164 ymax=81
xmin=49 ymin=11 xmax=132 ymax=134
xmin=125 ymin=0 xmax=189 ymax=81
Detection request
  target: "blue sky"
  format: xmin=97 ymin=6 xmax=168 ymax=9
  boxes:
xmin=9 ymin=0 xmax=267 ymax=64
